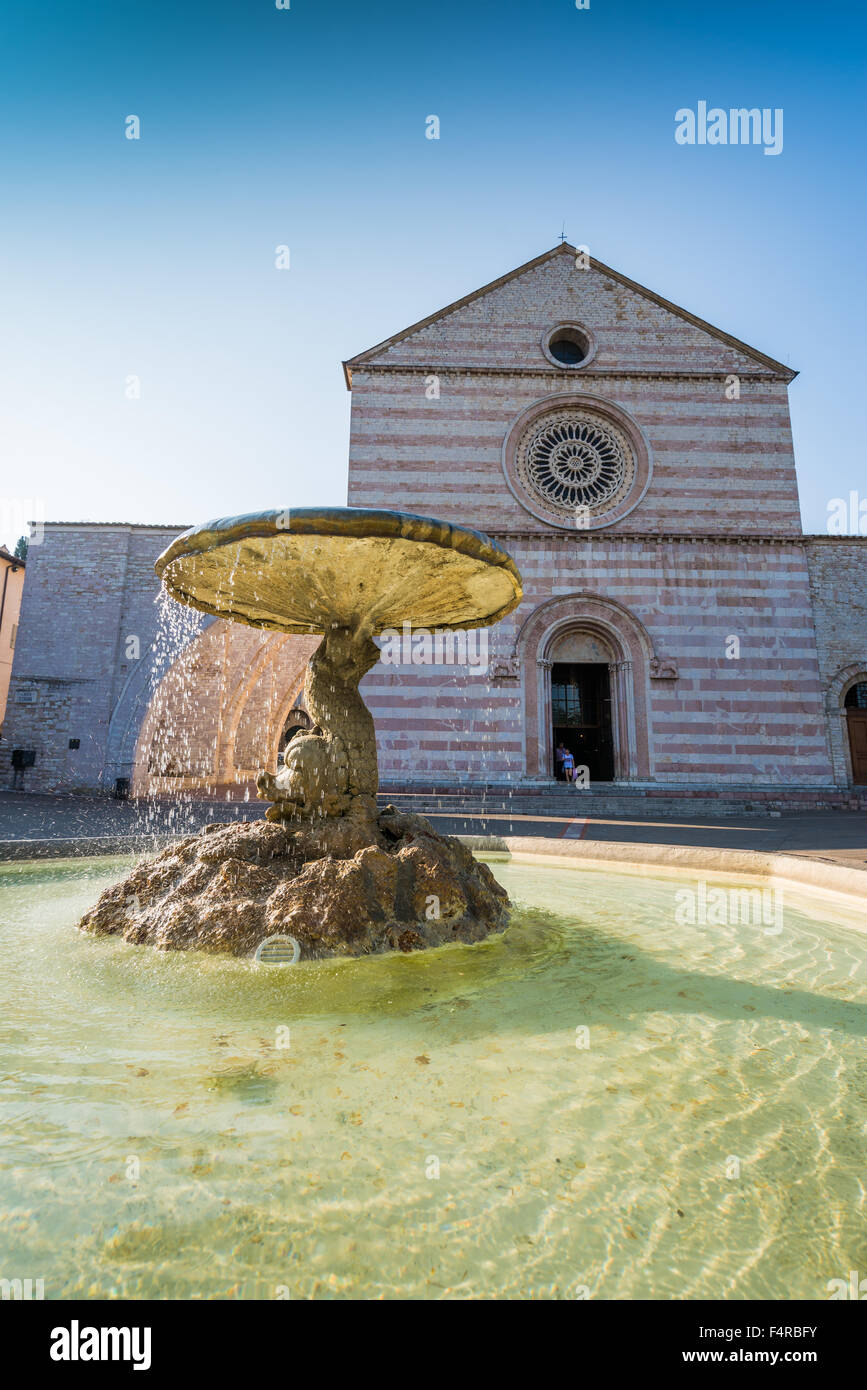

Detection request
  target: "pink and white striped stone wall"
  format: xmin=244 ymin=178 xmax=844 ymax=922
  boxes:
xmin=361 ymin=535 xmax=833 ymax=787
xmin=347 ymin=250 xmax=801 ymax=537
xmin=348 ymin=246 xmax=843 ymax=789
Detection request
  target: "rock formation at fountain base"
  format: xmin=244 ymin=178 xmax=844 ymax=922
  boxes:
xmin=78 ymin=805 xmax=510 ymax=959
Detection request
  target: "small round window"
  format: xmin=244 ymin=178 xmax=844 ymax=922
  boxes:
xmin=542 ymin=323 xmax=594 ymax=369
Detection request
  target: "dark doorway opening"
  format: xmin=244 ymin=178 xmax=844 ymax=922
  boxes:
xmin=844 ymin=681 xmax=867 ymax=785
xmin=552 ymin=662 xmax=614 ymax=783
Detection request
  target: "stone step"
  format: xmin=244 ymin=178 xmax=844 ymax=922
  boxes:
xmin=377 ymin=787 xmax=867 ymax=818
xmin=209 ymin=780 xmax=867 ymax=818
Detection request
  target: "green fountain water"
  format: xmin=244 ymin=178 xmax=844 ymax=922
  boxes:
xmin=1 ymin=854 xmax=864 ymax=1299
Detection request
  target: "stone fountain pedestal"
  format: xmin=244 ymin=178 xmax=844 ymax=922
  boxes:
xmin=79 ymin=507 xmax=522 ymax=961
xmin=79 ymin=804 xmax=509 ymax=958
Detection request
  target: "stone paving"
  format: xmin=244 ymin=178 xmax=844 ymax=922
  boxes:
xmin=1 ymin=791 xmax=866 ymax=870
xmin=0 ymin=792 xmax=260 ymax=848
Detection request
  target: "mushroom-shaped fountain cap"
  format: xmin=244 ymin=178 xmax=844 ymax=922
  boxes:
xmin=155 ymin=507 xmax=523 ymax=634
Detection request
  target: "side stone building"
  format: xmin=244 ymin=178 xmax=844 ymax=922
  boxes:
xmin=0 ymin=544 xmax=26 ymax=736
xmin=4 ymin=244 xmax=867 ymax=808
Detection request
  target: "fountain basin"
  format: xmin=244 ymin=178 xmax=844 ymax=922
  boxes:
xmin=2 ymin=843 xmax=865 ymax=1300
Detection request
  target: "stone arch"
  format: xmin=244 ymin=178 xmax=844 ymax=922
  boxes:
xmin=513 ymin=592 xmax=657 ymax=781
xmin=217 ymin=631 xmax=306 ymax=782
xmin=104 ymin=613 xmax=211 ymax=791
xmin=131 ymin=620 xmax=319 ymax=796
xmin=277 ymin=706 xmax=313 ymax=759
xmin=826 ymin=662 xmax=867 ymax=786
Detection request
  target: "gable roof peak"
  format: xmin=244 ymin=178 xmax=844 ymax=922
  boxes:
xmin=342 ymin=242 xmax=796 ymax=386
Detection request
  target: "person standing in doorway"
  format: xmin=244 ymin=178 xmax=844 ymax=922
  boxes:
xmin=555 ymin=741 xmax=569 ymax=780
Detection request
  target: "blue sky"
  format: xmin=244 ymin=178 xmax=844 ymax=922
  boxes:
xmin=0 ymin=0 xmax=864 ymax=548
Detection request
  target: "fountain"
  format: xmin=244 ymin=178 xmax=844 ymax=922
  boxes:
xmin=79 ymin=506 xmax=523 ymax=958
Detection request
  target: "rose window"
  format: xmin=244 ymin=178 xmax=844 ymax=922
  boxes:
xmin=515 ymin=410 xmax=636 ymax=519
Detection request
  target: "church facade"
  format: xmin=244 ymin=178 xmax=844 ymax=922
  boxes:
xmin=4 ymin=244 xmax=867 ymax=805
xmin=346 ymin=244 xmax=867 ymax=799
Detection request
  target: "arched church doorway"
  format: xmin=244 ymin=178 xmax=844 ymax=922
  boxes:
xmin=550 ymin=629 xmax=615 ymax=782
xmin=844 ymin=680 xmax=867 ymax=784
xmin=517 ymin=593 xmax=654 ymax=783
